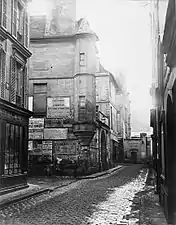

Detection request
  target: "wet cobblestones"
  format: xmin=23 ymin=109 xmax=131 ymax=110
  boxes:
xmin=0 ymin=165 xmax=146 ymax=225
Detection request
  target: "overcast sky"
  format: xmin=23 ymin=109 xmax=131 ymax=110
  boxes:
xmin=28 ymin=0 xmax=153 ymax=133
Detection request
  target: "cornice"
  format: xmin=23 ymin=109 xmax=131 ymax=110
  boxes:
xmin=0 ymin=26 xmax=32 ymax=59
xmin=30 ymin=32 xmax=97 ymax=43
xmin=0 ymin=98 xmax=33 ymax=117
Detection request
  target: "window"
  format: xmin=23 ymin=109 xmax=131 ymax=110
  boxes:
xmin=79 ymin=52 xmax=86 ymax=66
xmin=4 ymin=123 xmax=22 ymax=175
xmin=9 ymin=56 xmax=27 ymax=106
xmin=12 ymin=0 xmax=29 ymax=46
xmin=28 ymin=96 xmax=33 ymax=111
xmin=10 ymin=57 xmax=25 ymax=107
xmin=78 ymin=96 xmax=86 ymax=121
xmin=16 ymin=63 xmax=24 ymax=106
xmin=0 ymin=0 xmax=7 ymax=28
xmin=0 ymin=48 xmax=6 ymax=98
xmin=33 ymin=83 xmax=47 ymax=116
xmin=79 ymin=96 xmax=86 ymax=107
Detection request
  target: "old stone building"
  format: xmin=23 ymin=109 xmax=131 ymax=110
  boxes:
xmin=149 ymin=0 xmax=176 ymax=223
xmin=0 ymin=0 xmax=32 ymax=194
xmin=28 ymin=0 xmax=131 ymax=175
xmin=96 ymin=65 xmax=131 ymax=166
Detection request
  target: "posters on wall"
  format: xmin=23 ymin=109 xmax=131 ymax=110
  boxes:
xmin=29 ymin=118 xmax=44 ymax=139
xmin=44 ymin=128 xmax=68 ymax=139
xmin=47 ymin=97 xmax=71 ymax=118
xmin=29 ymin=140 xmax=52 ymax=155
xmin=53 ymin=140 xmax=78 ymax=160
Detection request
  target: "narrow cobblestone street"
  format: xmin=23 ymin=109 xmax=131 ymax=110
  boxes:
xmin=0 ymin=165 xmax=147 ymax=225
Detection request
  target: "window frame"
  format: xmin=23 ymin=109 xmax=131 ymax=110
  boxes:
xmin=4 ymin=123 xmax=22 ymax=175
xmin=79 ymin=52 xmax=86 ymax=66
xmin=0 ymin=47 xmax=6 ymax=99
xmin=33 ymin=83 xmax=47 ymax=116
xmin=11 ymin=0 xmax=28 ymax=46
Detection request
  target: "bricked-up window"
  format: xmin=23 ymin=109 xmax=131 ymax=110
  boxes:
xmin=33 ymin=83 xmax=47 ymax=116
xmin=79 ymin=52 xmax=86 ymax=66
xmin=0 ymin=48 xmax=6 ymax=99
xmin=0 ymin=0 xmax=7 ymax=28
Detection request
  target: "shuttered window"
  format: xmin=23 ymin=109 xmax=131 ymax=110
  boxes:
xmin=10 ymin=56 xmax=25 ymax=107
xmin=24 ymin=11 xmax=29 ymax=47
xmin=10 ymin=56 xmax=16 ymax=103
xmin=0 ymin=0 xmax=7 ymax=28
xmin=12 ymin=0 xmax=28 ymax=46
xmin=2 ymin=0 xmax=7 ymax=28
xmin=23 ymin=66 xmax=28 ymax=108
xmin=0 ymin=49 xmax=6 ymax=99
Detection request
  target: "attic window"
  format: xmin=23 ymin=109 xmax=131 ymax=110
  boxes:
xmin=79 ymin=52 xmax=86 ymax=66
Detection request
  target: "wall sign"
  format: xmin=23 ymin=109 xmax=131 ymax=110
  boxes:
xmin=47 ymin=97 xmax=71 ymax=118
xmin=53 ymin=140 xmax=77 ymax=154
xmin=29 ymin=118 xmax=44 ymax=139
xmin=44 ymin=128 xmax=68 ymax=139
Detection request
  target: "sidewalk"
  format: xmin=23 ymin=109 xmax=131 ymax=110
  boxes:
xmin=0 ymin=165 xmax=123 ymax=210
xmin=121 ymin=167 xmax=168 ymax=225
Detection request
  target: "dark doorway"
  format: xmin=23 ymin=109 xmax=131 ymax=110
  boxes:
xmin=130 ymin=151 xmax=137 ymax=163
xmin=101 ymin=131 xmax=108 ymax=170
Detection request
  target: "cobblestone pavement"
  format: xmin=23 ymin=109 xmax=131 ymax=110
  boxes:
xmin=0 ymin=165 xmax=147 ymax=225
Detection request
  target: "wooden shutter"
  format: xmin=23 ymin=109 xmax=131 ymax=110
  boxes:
xmin=0 ymin=0 xmax=2 ymax=26
xmin=24 ymin=66 xmax=27 ymax=108
xmin=3 ymin=0 xmax=7 ymax=28
xmin=0 ymin=50 xmax=6 ymax=98
xmin=10 ymin=56 xmax=16 ymax=103
xmin=12 ymin=0 xmax=17 ymax=36
xmin=25 ymin=12 xmax=29 ymax=47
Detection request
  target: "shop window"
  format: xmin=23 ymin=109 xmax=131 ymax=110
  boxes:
xmin=4 ymin=124 xmax=22 ymax=175
xmin=33 ymin=83 xmax=47 ymax=116
xmin=0 ymin=49 xmax=6 ymax=99
xmin=0 ymin=0 xmax=7 ymax=28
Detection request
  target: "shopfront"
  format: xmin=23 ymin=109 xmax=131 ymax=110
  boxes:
xmin=0 ymin=99 xmax=32 ymax=194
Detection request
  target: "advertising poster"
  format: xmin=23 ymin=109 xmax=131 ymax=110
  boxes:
xmin=29 ymin=118 xmax=44 ymax=139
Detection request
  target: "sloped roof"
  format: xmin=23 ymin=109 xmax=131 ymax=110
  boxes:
xmin=30 ymin=15 xmax=99 ymax=40
xmin=98 ymin=64 xmax=123 ymax=93
xmin=76 ymin=18 xmax=98 ymax=37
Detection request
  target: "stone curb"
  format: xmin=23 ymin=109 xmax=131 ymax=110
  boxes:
xmin=0 ymin=188 xmax=50 ymax=210
xmin=0 ymin=166 xmax=123 ymax=210
xmin=77 ymin=165 xmax=123 ymax=180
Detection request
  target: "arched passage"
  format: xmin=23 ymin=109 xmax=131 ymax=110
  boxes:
xmin=101 ymin=130 xmax=108 ymax=171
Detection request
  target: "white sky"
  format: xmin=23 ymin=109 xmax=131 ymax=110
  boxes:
xmin=28 ymin=0 xmax=153 ymax=133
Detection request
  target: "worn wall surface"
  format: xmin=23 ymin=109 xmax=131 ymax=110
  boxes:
xmin=29 ymin=41 xmax=75 ymax=79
